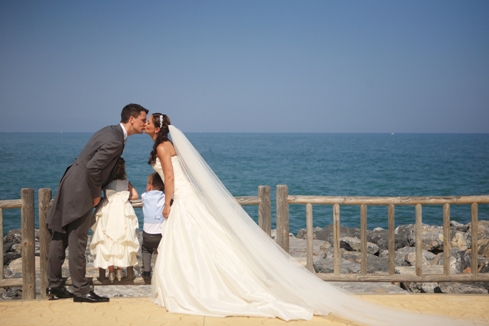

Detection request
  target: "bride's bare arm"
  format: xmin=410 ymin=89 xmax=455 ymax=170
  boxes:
xmin=156 ymin=141 xmax=175 ymax=218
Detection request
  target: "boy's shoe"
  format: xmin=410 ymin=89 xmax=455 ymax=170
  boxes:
xmin=141 ymin=271 xmax=151 ymax=280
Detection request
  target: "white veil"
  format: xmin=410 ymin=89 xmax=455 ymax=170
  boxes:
xmin=168 ymin=125 xmax=474 ymax=326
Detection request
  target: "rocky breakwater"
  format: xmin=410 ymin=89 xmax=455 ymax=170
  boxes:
xmin=294 ymin=220 xmax=489 ymax=294
xmin=2 ymin=220 xmax=489 ymax=300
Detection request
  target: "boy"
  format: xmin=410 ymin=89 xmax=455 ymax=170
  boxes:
xmin=141 ymin=172 xmax=166 ymax=279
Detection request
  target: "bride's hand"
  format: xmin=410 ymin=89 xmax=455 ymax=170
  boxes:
xmin=163 ymin=205 xmax=171 ymax=219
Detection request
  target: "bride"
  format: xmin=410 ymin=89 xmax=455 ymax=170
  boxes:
xmin=144 ymin=113 xmax=475 ymax=325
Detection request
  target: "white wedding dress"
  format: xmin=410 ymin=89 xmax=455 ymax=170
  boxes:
xmin=150 ymin=126 xmax=475 ymax=325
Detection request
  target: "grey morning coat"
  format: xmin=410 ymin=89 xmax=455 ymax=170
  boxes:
xmin=46 ymin=125 xmax=125 ymax=233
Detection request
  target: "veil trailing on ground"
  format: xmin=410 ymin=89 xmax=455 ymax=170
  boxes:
xmin=168 ymin=125 xmax=473 ymax=326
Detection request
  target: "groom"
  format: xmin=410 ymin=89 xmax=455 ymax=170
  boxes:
xmin=46 ymin=103 xmax=148 ymax=303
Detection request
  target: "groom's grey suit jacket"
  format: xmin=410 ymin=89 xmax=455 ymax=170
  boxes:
xmin=46 ymin=125 xmax=125 ymax=233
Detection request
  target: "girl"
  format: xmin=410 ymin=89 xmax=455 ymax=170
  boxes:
xmin=89 ymin=157 xmax=139 ymax=282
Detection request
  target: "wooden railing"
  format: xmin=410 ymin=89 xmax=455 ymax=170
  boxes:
xmin=275 ymin=184 xmax=489 ymax=282
xmin=0 ymin=189 xmax=36 ymax=299
xmin=3 ymin=184 xmax=489 ymax=299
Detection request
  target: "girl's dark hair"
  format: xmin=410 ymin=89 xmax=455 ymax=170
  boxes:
xmin=111 ymin=157 xmax=127 ymax=180
xmin=148 ymin=113 xmax=171 ymax=166
xmin=149 ymin=172 xmax=165 ymax=192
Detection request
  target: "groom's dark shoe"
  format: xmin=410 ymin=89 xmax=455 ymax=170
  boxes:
xmin=46 ymin=286 xmax=75 ymax=299
xmin=73 ymin=291 xmax=110 ymax=303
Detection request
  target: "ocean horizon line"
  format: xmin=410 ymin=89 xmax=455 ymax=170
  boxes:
xmin=1 ymin=131 xmax=489 ymax=135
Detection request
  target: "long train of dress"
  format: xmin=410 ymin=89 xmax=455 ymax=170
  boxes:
xmin=150 ymin=125 xmax=479 ymax=325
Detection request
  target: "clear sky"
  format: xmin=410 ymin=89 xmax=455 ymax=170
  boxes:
xmin=1 ymin=1 xmax=488 ymax=133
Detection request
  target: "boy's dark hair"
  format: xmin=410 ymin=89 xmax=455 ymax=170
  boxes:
xmin=149 ymin=172 xmax=165 ymax=191
xmin=111 ymin=157 xmax=127 ymax=180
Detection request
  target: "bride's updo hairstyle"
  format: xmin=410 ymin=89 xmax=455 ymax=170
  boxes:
xmin=148 ymin=113 xmax=171 ymax=166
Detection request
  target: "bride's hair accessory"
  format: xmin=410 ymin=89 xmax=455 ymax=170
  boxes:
xmin=159 ymin=115 xmax=164 ymax=129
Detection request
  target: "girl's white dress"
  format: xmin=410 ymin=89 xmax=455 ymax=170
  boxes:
xmin=89 ymin=179 xmax=139 ymax=268
xmin=150 ymin=126 xmax=471 ymax=326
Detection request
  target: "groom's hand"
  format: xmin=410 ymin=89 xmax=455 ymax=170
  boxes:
xmin=93 ymin=196 xmax=101 ymax=207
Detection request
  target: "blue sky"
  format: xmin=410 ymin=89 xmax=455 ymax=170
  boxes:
xmin=1 ymin=1 xmax=488 ymax=133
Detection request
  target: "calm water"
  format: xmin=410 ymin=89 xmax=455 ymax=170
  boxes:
xmin=1 ymin=132 xmax=488 ymax=235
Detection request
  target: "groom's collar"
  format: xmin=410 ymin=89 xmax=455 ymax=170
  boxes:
xmin=119 ymin=123 xmax=128 ymax=142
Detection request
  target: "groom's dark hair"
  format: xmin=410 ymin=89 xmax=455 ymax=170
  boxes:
xmin=121 ymin=103 xmax=148 ymax=123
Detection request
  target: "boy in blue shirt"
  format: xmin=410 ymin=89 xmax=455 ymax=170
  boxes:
xmin=141 ymin=172 xmax=166 ymax=280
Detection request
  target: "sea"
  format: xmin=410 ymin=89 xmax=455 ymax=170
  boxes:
xmin=1 ymin=132 xmax=488 ymax=236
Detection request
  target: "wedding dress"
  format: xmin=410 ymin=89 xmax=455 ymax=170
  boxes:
xmin=150 ymin=126 xmax=475 ymax=325
xmin=89 ymin=179 xmax=139 ymax=269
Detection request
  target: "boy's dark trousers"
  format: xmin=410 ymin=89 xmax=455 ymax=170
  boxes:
xmin=142 ymin=231 xmax=162 ymax=272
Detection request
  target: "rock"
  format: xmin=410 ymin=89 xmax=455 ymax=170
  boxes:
xmin=438 ymin=282 xmax=488 ymax=294
xmin=339 ymin=236 xmax=380 ymax=255
xmin=366 ymin=228 xmax=389 ymax=251
xmin=432 ymin=248 xmax=463 ymax=272
xmin=394 ymin=224 xmax=414 ymax=248
xmin=401 ymin=282 xmax=439 ymax=293
xmin=450 ymin=231 xmax=471 ymax=251
xmin=450 ymin=220 xmax=469 ymax=232
xmin=288 ymin=237 xmax=329 ymax=266
xmin=315 ymin=225 xmax=360 ymax=243
xmin=3 ymin=229 xmax=22 ymax=244
xmin=405 ymin=250 xmax=436 ymax=266
xmin=295 ymin=226 xmax=322 ymax=239
xmin=314 ymin=257 xmax=361 ymax=274
xmin=378 ymin=249 xmax=389 ymax=258
xmin=394 ymin=247 xmax=415 ymax=267
xmin=407 ymin=224 xmax=444 ymax=252
xmin=11 ymin=243 xmax=22 ymax=253
xmin=478 ymin=238 xmax=489 ymax=258
xmin=468 ymin=220 xmax=489 ymax=241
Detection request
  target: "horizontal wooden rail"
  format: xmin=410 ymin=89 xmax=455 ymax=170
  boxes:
xmin=0 ymin=199 xmax=23 ymax=209
xmin=287 ymin=195 xmax=489 ymax=205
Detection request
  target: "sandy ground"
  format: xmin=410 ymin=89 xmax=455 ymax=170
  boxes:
xmin=1 ymin=294 xmax=488 ymax=326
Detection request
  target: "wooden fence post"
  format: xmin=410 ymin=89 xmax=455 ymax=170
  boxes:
xmin=387 ymin=204 xmax=395 ymax=275
xmin=360 ymin=204 xmax=367 ymax=275
xmin=415 ymin=204 xmax=423 ymax=277
xmin=39 ymin=188 xmax=52 ymax=299
xmin=443 ymin=204 xmax=451 ymax=275
xmin=306 ymin=203 xmax=313 ymax=272
xmin=21 ymin=188 xmax=36 ymax=299
xmin=471 ymin=203 xmax=478 ymax=276
xmin=333 ymin=204 xmax=341 ymax=275
xmin=276 ymin=185 xmax=289 ymax=252
xmin=258 ymin=186 xmax=271 ymax=236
